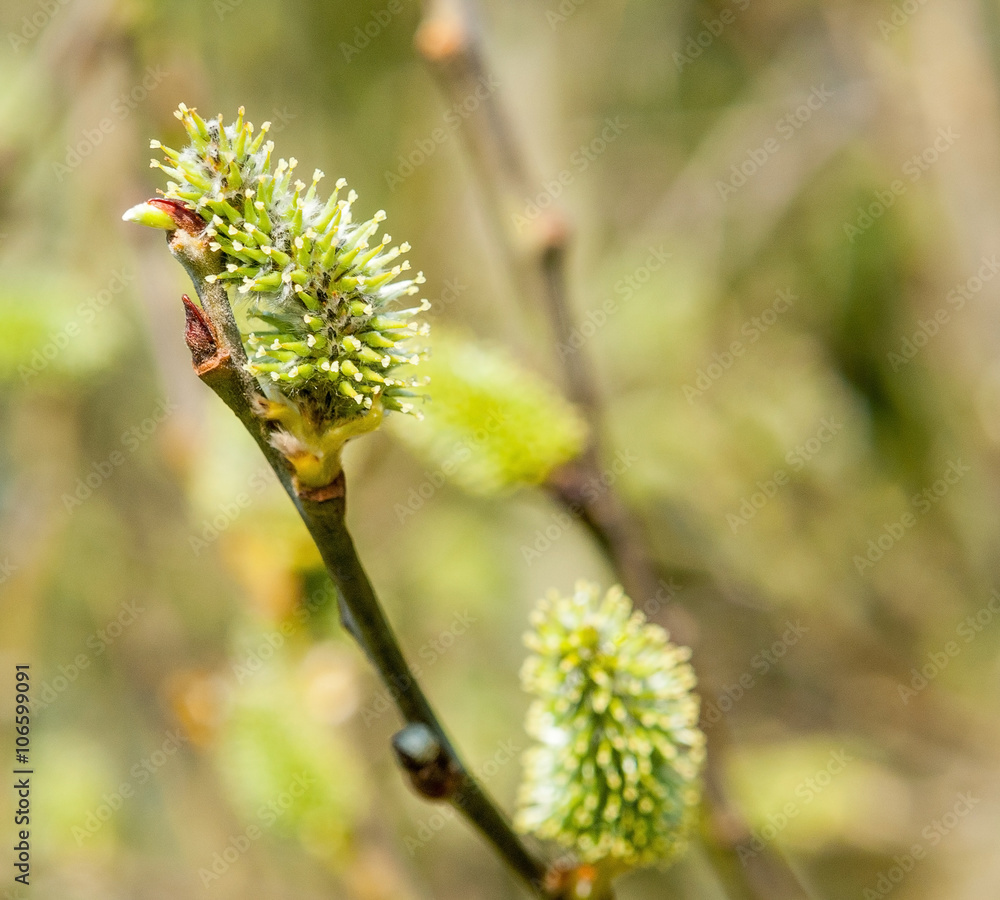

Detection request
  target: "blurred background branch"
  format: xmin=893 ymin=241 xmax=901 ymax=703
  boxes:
xmin=414 ymin=5 xmax=815 ymax=898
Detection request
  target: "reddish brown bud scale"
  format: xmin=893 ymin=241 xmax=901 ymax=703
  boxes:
xmin=182 ymin=294 xmax=220 ymax=370
xmin=149 ymin=198 xmax=207 ymax=235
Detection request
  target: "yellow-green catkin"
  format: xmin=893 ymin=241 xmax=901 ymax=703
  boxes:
xmin=516 ymin=581 xmax=705 ymax=871
xmin=126 ymin=104 xmax=429 ymax=424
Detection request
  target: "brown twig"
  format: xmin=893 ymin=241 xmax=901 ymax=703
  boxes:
xmin=414 ymin=6 xmax=813 ymax=899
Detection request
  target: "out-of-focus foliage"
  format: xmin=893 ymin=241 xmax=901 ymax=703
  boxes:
xmin=392 ymin=328 xmax=588 ymax=495
xmin=217 ymin=658 xmax=366 ymax=863
xmin=2 ymin=0 xmax=1000 ymax=897
xmin=0 ymin=270 xmax=128 ymax=383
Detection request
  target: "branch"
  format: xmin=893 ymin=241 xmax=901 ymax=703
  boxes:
xmin=414 ymin=8 xmax=659 ymax=606
xmin=297 ymin=483 xmax=547 ymax=892
xmin=162 ymin=216 xmax=550 ymax=897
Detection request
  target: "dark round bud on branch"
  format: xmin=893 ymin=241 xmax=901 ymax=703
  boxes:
xmin=392 ymin=723 xmax=462 ymax=800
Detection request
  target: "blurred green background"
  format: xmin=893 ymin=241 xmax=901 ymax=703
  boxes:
xmin=2 ymin=0 xmax=1000 ymax=897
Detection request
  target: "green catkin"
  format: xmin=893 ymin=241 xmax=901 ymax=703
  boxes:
xmin=126 ymin=104 xmax=429 ymax=423
xmin=517 ymin=582 xmax=705 ymax=870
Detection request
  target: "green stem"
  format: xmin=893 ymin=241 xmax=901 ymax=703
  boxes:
xmin=164 ymin=223 xmax=550 ymax=897
xmin=296 ymin=491 xmax=548 ymax=894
